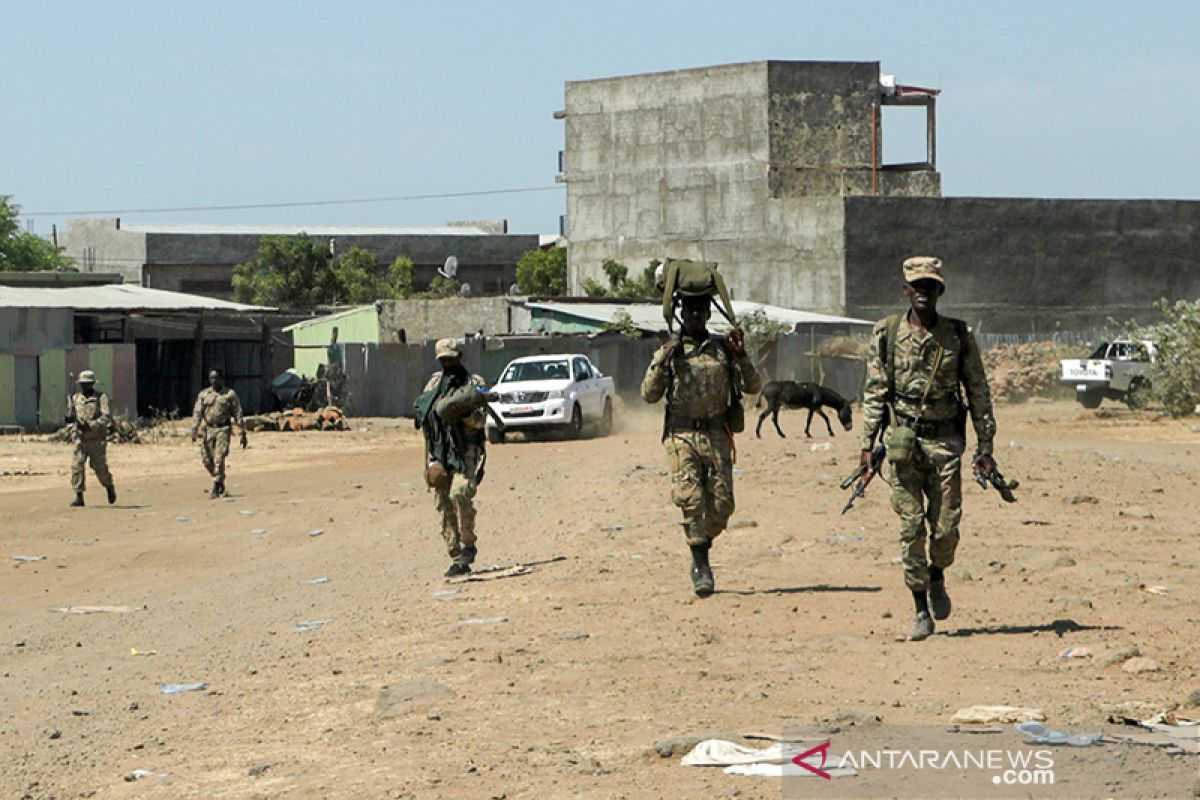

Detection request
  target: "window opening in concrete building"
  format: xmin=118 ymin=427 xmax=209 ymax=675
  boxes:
xmin=881 ymin=105 xmax=930 ymax=168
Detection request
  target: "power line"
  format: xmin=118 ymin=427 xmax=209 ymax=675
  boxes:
xmin=24 ymin=185 xmax=564 ymax=217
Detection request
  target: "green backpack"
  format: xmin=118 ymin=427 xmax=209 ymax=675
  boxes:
xmin=659 ymin=258 xmax=737 ymax=331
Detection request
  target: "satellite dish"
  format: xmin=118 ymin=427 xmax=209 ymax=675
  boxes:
xmin=439 ymin=255 xmax=458 ymax=279
xmin=458 ymin=282 xmax=472 ymax=297
xmin=508 ymin=283 xmax=522 ymax=296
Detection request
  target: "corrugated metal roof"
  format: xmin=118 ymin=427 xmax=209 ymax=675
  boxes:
xmin=0 ymin=285 xmax=276 ymax=313
xmin=523 ymin=300 xmax=873 ymax=332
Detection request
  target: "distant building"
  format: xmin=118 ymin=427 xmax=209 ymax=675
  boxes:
xmin=59 ymin=219 xmax=541 ymax=302
xmin=559 ymin=60 xmax=1200 ymax=332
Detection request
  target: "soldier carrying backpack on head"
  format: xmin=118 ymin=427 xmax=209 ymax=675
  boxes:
xmin=858 ymin=256 xmax=999 ymax=641
xmin=641 ymin=259 xmax=762 ymax=597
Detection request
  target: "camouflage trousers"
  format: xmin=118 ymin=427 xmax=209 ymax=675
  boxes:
xmin=426 ymin=462 xmax=478 ymax=557
xmin=200 ymin=426 xmax=232 ymax=482
xmin=665 ymin=429 xmax=735 ymax=546
xmin=887 ymin=434 xmax=964 ymax=591
xmin=71 ymin=438 xmax=113 ymax=493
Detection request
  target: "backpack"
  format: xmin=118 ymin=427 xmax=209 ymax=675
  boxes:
xmin=659 ymin=258 xmax=736 ymax=331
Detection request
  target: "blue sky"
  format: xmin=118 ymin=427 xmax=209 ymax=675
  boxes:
xmin=4 ymin=1 xmax=1197 ymax=236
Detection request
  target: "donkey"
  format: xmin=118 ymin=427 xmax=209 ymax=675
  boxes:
xmin=755 ymin=380 xmax=853 ymax=439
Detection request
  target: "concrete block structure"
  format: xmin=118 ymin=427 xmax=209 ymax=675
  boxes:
xmin=59 ymin=220 xmax=541 ymax=302
xmin=560 ymin=61 xmax=1200 ymax=333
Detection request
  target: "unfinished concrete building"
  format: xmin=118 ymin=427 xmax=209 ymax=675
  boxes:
xmin=559 ymin=60 xmax=1200 ymax=332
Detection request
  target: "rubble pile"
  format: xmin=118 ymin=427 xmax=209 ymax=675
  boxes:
xmin=982 ymin=343 xmax=1077 ymax=403
xmin=243 ymin=406 xmax=349 ymax=432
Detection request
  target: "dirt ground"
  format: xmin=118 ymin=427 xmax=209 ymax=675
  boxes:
xmin=2 ymin=401 xmax=1199 ymax=799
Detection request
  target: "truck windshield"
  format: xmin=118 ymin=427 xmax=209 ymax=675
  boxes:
xmin=1088 ymin=342 xmax=1109 ymax=359
xmin=501 ymin=360 xmax=570 ymax=382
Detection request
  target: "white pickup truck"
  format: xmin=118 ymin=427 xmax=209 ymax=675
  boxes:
xmin=486 ymin=354 xmax=614 ymax=443
xmin=1060 ymin=339 xmax=1156 ymax=409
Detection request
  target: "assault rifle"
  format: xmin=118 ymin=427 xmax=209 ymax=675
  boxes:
xmin=841 ymin=443 xmax=887 ymax=514
xmin=974 ymin=465 xmax=1019 ymax=503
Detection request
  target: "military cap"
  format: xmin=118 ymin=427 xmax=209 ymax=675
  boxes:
xmin=77 ymin=370 xmax=96 ymax=383
xmin=902 ymin=256 xmax=944 ymax=286
xmin=435 ymin=338 xmax=462 ymax=359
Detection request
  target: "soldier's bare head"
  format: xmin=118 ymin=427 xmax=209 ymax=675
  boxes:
xmin=209 ymin=369 xmax=224 ymax=390
xmin=679 ymin=296 xmax=712 ymax=335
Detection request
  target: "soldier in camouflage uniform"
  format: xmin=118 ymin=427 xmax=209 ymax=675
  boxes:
xmin=414 ymin=339 xmax=499 ymax=578
xmin=67 ymin=371 xmax=117 ymax=507
xmin=642 ymin=296 xmax=762 ymax=597
xmin=191 ymin=368 xmax=247 ymax=498
xmin=859 ymin=256 xmax=997 ymax=640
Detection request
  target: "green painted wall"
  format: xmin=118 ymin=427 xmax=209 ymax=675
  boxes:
xmin=0 ymin=354 xmax=14 ymax=425
xmin=38 ymin=349 xmax=67 ymax=426
xmin=528 ymin=309 xmax=605 ymax=335
xmin=289 ymin=306 xmax=380 ymax=377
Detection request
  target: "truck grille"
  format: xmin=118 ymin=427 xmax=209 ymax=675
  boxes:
xmin=500 ymin=391 xmax=548 ymax=404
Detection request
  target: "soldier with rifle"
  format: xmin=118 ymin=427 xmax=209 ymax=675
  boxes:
xmin=857 ymin=256 xmax=1009 ymax=641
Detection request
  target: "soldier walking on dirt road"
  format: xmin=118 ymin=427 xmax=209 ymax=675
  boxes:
xmin=858 ymin=257 xmax=997 ymax=641
xmin=642 ymin=294 xmax=761 ymax=597
xmin=414 ymin=339 xmax=501 ymax=578
xmin=67 ymin=370 xmax=117 ymax=507
xmin=191 ymin=368 xmax=246 ymax=499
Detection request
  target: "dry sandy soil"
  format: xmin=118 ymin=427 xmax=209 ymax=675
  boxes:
xmin=2 ymin=401 xmax=1199 ymax=799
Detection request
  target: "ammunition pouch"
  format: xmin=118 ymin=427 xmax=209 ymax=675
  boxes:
xmin=885 ymin=424 xmax=918 ymax=465
xmin=424 ymin=461 xmax=452 ymax=492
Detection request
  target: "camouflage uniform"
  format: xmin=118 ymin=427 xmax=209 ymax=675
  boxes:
xmin=642 ymin=334 xmax=761 ymax=545
xmin=69 ymin=392 xmax=114 ymax=493
xmin=860 ymin=313 xmax=996 ymax=591
xmin=191 ymin=387 xmax=244 ymax=483
xmin=421 ymin=370 xmax=488 ymax=557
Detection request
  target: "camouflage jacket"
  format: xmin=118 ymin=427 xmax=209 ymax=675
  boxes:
xmin=420 ymin=370 xmax=486 ymax=476
xmin=68 ymin=392 xmax=112 ymax=441
xmin=191 ymin=388 xmax=244 ymax=433
xmin=860 ymin=312 xmax=996 ymax=455
xmin=641 ymin=333 xmax=762 ymax=419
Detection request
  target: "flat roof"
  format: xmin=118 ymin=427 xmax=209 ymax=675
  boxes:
xmin=117 ymin=223 xmax=499 ymax=236
xmin=282 ymin=305 xmax=374 ymax=332
xmin=0 ymin=285 xmax=276 ymax=313
xmin=523 ymin=300 xmax=872 ymax=332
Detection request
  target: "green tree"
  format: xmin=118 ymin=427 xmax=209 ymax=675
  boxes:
xmin=739 ymin=309 xmax=792 ymax=371
xmin=0 ymin=195 xmax=74 ymax=271
xmin=515 ymin=246 xmax=567 ymax=295
xmin=417 ymin=275 xmax=459 ymax=299
xmin=1121 ymin=298 xmax=1200 ymax=417
xmin=588 ymin=258 xmax=660 ymax=300
xmin=232 ymin=236 xmax=418 ymax=308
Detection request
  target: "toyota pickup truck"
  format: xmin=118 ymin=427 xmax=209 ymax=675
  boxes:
xmin=486 ymin=354 xmax=614 ymax=443
xmin=1060 ymin=339 xmax=1156 ymax=409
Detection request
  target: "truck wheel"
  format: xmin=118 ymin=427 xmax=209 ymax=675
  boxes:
xmin=567 ymin=404 xmax=583 ymax=439
xmin=487 ymin=427 xmax=505 ymax=445
xmin=1124 ymin=378 xmax=1151 ymax=410
xmin=1077 ymin=390 xmax=1103 ymax=409
xmin=598 ymin=398 xmax=613 ymax=437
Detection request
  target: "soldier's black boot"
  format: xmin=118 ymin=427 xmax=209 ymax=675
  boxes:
xmin=444 ymin=547 xmax=473 ymax=578
xmin=909 ymin=589 xmax=934 ymax=641
xmin=70 ymin=492 xmax=85 ymax=507
xmin=209 ymin=481 xmax=221 ymax=499
xmin=461 ymin=546 xmax=477 ymax=566
xmin=929 ymin=566 xmax=951 ymax=621
xmin=690 ymin=542 xmax=714 ymax=598
xmin=106 ymin=485 xmax=117 ymax=505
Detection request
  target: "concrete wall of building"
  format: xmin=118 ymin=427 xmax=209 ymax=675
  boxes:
xmin=376 ymin=297 xmax=512 ymax=343
xmin=58 ymin=219 xmax=147 ymax=284
xmin=562 ymin=61 xmax=939 ymax=311
xmin=564 ymin=62 xmax=773 ymax=295
xmin=765 ymin=61 xmax=936 ymax=199
xmin=842 ymin=197 xmax=1200 ymax=332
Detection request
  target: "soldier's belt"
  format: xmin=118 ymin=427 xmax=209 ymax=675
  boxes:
xmin=667 ymin=413 xmax=726 ymax=432
xmin=205 ymin=421 xmax=233 ymax=429
xmin=893 ymin=413 xmax=960 ymax=438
